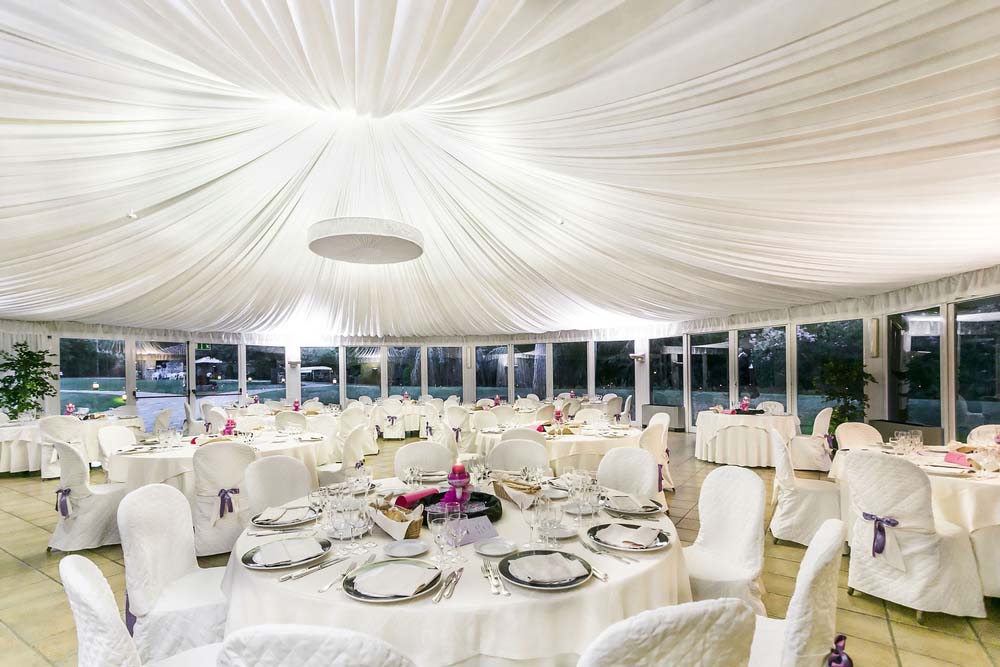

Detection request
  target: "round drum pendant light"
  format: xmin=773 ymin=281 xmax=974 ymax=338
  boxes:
xmin=307 ymin=217 xmax=423 ymax=264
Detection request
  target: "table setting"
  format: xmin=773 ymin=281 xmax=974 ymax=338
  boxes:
xmin=473 ymin=423 xmax=642 ymax=474
xmin=220 ymin=464 xmax=691 ymax=666
xmin=694 ymin=407 xmax=800 ymax=466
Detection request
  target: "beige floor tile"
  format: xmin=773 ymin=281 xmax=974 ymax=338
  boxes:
xmin=763 ymin=556 xmax=800 ymax=578
xmin=898 ymin=650 xmax=964 ymax=666
xmin=837 ymin=633 xmax=897 ymax=665
xmin=837 ymin=587 xmax=887 ymax=617
xmin=970 ymin=615 xmax=1000 ymax=647
xmin=886 ymin=602 xmax=977 ymax=639
xmin=763 ymin=592 xmax=790 ymax=618
xmin=892 ymin=623 xmax=993 ymax=666
xmin=762 ymin=572 xmax=796 ymax=597
xmin=835 ymin=608 xmax=892 ymax=644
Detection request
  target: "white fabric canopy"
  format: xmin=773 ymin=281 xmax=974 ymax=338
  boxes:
xmin=1 ymin=0 xmax=998 ymax=338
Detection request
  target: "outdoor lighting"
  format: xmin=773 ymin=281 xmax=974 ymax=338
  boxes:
xmin=92 ymin=382 xmax=100 ymax=390
xmin=120 ymin=393 xmax=127 ymax=401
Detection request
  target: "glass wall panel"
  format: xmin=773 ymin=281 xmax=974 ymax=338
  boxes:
xmin=427 ymin=347 xmax=463 ymax=400
xmin=738 ymin=327 xmax=786 ymax=411
xmin=59 ymin=338 xmax=126 ymax=415
xmin=689 ymin=333 xmax=729 ymax=422
xmin=796 ymin=320 xmax=864 ymax=434
xmin=301 ymin=347 xmax=340 ymax=405
xmin=595 ymin=340 xmax=634 ymax=418
xmin=887 ymin=309 xmax=941 ymax=427
xmin=552 ymin=342 xmax=587 ymax=397
xmin=649 ymin=336 xmax=683 ymax=406
xmin=955 ymin=296 xmax=1000 ymax=439
xmin=346 ymin=347 xmax=381 ymax=400
xmin=192 ymin=343 xmax=239 ymax=411
xmin=387 ymin=346 xmax=421 ymax=398
xmin=135 ymin=340 xmax=187 ymax=430
xmin=514 ymin=344 xmax=546 ymax=398
xmin=246 ymin=345 xmax=286 ymax=402
xmin=476 ymin=345 xmax=509 ymax=401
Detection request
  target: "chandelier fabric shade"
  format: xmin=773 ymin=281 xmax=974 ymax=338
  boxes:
xmin=308 ymin=217 xmax=424 ymax=265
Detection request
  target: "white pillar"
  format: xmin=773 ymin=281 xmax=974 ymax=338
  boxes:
xmin=633 ymin=337 xmax=649 ymax=425
xmin=285 ymin=344 xmax=301 ymax=403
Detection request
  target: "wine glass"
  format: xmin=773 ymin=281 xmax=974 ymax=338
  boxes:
xmin=540 ymin=503 xmax=564 ymax=549
xmin=428 ymin=515 xmax=448 ymax=566
xmin=445 ymin=513 xmax=469 ymax=564
xmin=521 ymin=498 xmax=548 ymax=550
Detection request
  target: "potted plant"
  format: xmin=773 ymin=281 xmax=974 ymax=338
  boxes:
xmin=0 ymin=342 xmax=58 ymax=420
xmin=817 ymin=358 xmax=877 ymax=439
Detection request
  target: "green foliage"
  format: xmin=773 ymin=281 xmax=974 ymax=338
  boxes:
xmin=817 ymin=357 xmax=877 ymax=434
xmin=0 ymin=342 xmax=58 ymax=419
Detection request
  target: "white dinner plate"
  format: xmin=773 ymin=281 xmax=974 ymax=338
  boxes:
xmin=384 ymin=539 xmax=429 ymax=558
xmin=539 ymin=525 xmax=576 ymax=540
xmin=541 ymin=487 xmax=569 ymax=500
xmin=474 ymin=538 xmax=519 ymax=558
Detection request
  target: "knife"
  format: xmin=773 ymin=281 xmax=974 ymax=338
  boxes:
xmin=433 ymin=571 xmax=457 ymax=603
xmin=279 ymin=556 xmax=347 ymax=582
xmin=444 ymin=567 xmax=464 ymax=599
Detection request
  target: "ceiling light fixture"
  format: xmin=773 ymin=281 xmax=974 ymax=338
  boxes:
xmin=307 ymin=216 xmax=423 ymax=264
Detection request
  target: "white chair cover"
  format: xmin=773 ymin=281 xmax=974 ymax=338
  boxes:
xmin=556 ymin=393 xmax=571 ymax=400
xmin=756 ymin=401 xmax=785 ymax=415
xmin=244 ymin=403 xmax=270 ymax=416
xmin=98 ymin=425 xmax=137 ymax=470
xmin=197 ymin=399 xmax=215 ymax=421
xmin=39 ymin=415 xmax=84 ymax=478
xmin=337 ymin=408 xmax=368 ymax=448
xmin=604 ymin=396 xmax=622 ymax=419
xmin=444 ymin=396 xmax=460 ymax=409
xmin=393 ymin=441 xmax=454 ymax=479
xmin=471 ymin=410 xmax=498 ymax=430
xmin=967 ymin=424 xmax=1000 ymax=445
xmin=534 ymin=404 xmax=555 ymax=423
xmin=152 ymin=409 xmax=172 ymax=434
xmin=562 ymin=398 xmax=582 ymax=417
xmin=597 ymin=448 xmax=658 ymax=499
xmin=218 ymin=624 xmax=416 ymax=667
xmin=749 ymin=520 xmax=845 ymax=667
xmin=418 ymin=403 xmax=443 ymax=441
xmin=358 ymin=395 xmax=373 ymax=406
xmin=274 ymin=411 xmax=307 ymax=432
xmin=184 ymin=402 xmax=205 ymax=436
xmin=118 ymin=484 xmax=227 ymax=663
xmin=513 ymin=398 xmax=535 ymax=411
xmin=486 ymin=439 xmax=549 ymax=472
xmin=788 ymin=407 xmax=833 ymax=471
xmin=475 ymin=398 xmax=495 ymax=408
xmin=684 ymin=466 xmax=766 ymax=615
xmin=307 ymin=414 xmax=339 ymax=465
xmin=601 ymin=393 xmax=618 ymax=403
xmin=387 ymin=394 xmax=404 ymax=402
xmin=573 ymin=408 xmax=604 ymax=425
xmin=844 ymin=450 xmax=985 ymax=617
xmin=381 ymin=398 xmax=406 ymax=440
xmin=647 ymin=412 xmax=675 ymax=490
xmin=204 ymin=407 xmax=229 ymax=433
xmin=430 ymin=398 xmax=445 ymax=415
xmin=833 ymin=422 xmax=882 ymax=449
xmin=192 ymin=441 xmax=256 ymax=556
xmin=490 ymin=405 xmax=516 ymax=425
xmin=617 ymin=395 xmax=632 ymax=423
xmin=317 ymin=424 xmax=370 ymax=486
xmin=526 ymin=393 xmax=540 ymax=401
xmin=579 ymin=598 xmax=755 ymax=667
xmin=637 ymin=422 xmax=667 ymax=492
xmin=263 ymin=400 xmax=284 ymax=411
xmin=49 ymin=441 xmax=126 ymax=552
xmin=500 ymin=428 xmax=545 ymax=446
xmin=445 ymin=406 xmax=474 ymax=453
xmin=245 ymin=456 xmax=311 ymax=517
xmin=418 ymin=394 xmax=432 ymax=403
xmin=768 ymin=429 xmax=840 ymax=547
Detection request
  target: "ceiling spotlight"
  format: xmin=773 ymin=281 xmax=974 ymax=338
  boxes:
xmin=127 ymin=210 xmax=138 ymax=220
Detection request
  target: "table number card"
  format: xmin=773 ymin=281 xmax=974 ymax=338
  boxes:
xmin=458 ymin=516 xmax=498 ymax=546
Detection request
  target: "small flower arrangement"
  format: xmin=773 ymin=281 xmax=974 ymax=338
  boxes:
xmin=293 ymin=399 xmax=300 ymax=412
xmin=64 ymin=403 xmax=75 ymax=415
xmin=739 ymin=395 xmax=750 ymax=411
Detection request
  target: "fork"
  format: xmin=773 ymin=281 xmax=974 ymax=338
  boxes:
xmin=489 ymin=562 xmax=510 ymax=596
xmin=480 ymin=559 xmax=500 ymax=595
xmin=319 ymin=553 xmax=374 ymax=593
xmin=581 ymin=539 xmax=638 ymax=564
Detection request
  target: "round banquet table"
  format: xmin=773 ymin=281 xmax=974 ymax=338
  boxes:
xmin=220 ymin=477 xmax=692 ymax=667
xmin=0 ymin=421 xmax=41 ymax=473
xmin=107 ymin=432 xmax=320 ymax=500
xmin=80 ymin=416 xmax=144 ymax=462
xmin=234 ymin=414 xmax=337 ymax=432
xmin=471 ymin=427 xmax=641 ymax=475
xmin=694 ymin=411 xmax=800 ymax=467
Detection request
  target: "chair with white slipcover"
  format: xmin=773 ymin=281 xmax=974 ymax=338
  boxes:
xmin=596 ymin=448 xmax=658 ymax=499
xmin=419 ymin=403 xmax=444 ymax=440
xmin=562 ymin=397 xmax=581 ymax=417
xmin=244 ymin=403 xmax=270 ymax=417
xmin=534 ymin=403 xmax=555 ymax=423
xmin=191 ymin=441 xmax=256 ymax=556
xmin=358 ymin=395 xmax=373 ymax=406
xmin=183 ymin=402 xmax=205 ymax=436
xmin=578 ymin=598 xmax=755 ymax=667
xmin=637 ymin=422 xmax=669 ymax=496
xmin=471 ymin=410 xmax=498 ymax=431
xmin=513 ymin=397 xmax=535 ymax=411
xmin=788 ymin=407 xmax=833 ymax=471
xmin=217 ymin=624 xmax=416 ymax=667
xmin=418 ymin=394 xmax=432 ymax=403
xmin=204 ymin=407 xmax=229 ymax=433
xmin=39 ymin=415 xmax=84 ymax=479
xmin=833 ymin=422 xmax=882 ymax=450
xmin=245 ymin=455 xmax=311 ymax=517
xmin=490 ymin=404 xmax=517 ymax=426
xmin=151 ymin=409 xmax=171 ymax=435
xmin=336 ymin=407 xmax=370 ymax=454
xmin=756 ymin=401 xmax=784 ymax=415
xmin=967 ymin=424 xmax=1000 ymax=445
xmin=683 ymin=466 xmax=766 ymax=615
xmin=394 ymin=441 xmax=453 ymax=479
xmin=605 ymin=396 xmax=623 ymax=420
xmin=573 ymin=408 xmax=604 ymax=425
xmin=317 ymin=424 xmax=369 ymax=486
xmin=476 ymin=398 xmax=495 ymax=408
xmin=768 ymin=429 xmax=840 ymax=547
xmin=275 ymin=410 xmax=307 ymax=432
xmin=616 ymin=395 xmax=632 ymax=424
xmin=445 ymin=406 xmax=474 ymax=453
xmin=526 ymin=393 xmax=540 ymax=402
xmin=118 ymin=484 xmax=227 ymax=663
xmin=601 ymin=393 xmax=618 ymax=403
xmin=59 ymin=555 xmax=220 ymax=667
xmin=264 ymin=400 xmax=284 ymax=412
xmin=501 ymin=427 xmax=546 ymax=446
xmin=197 ymin=399 xmax=216 ymax=421
xmin=844 ymin=450 xmax=985 ymax=619
xmin=307 ymin=414 xmax=339 ymax=465
xmin=556 ymin=392 xmax=571 ymax=400
xmin=387 ymin=394 xmax=404 ymax=402
xmin=49 ymin=441 xmax=126 ymax=552
xmin=486 ymin=439 xmax=549 ymax=473
xmin=647 ymin=413 xmax=675 ymax=490
xmin=444 ymin=396 xmax=460 ymax=408
xmin=430 ymin=397 xmax=445 ymax=415
xmin=97 ymin=424 xmax=137 ymax=472
xmin=749 ymin=520 xmax=845 ymax=667
xmin=113 ymin=405 xmax=139 ymax=418
xmin=381 ymin=398 xmax=406 ymax=440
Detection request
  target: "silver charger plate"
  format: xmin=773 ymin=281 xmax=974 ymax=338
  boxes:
xmin=241 ymin=537 xmax=333 ymax=570
xmin=498 ymin=550 xmax=592 ymax=590
xmin=587 ymin=523 xmax=670 ymax=552
xmin=343 ymin=559 xmax=443 ymax=603
xmin=250 ymin=506 xmax=321 ymax=528
xmin=600 ymin=496 xmax=663 ymax=517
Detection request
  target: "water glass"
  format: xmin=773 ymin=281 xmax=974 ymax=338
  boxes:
xmin=428 ymin=515 xmax=448 ymax=566
xmin=445 ymin=514 xmax=469 ymax=564
xmin=540 ymin=503 xmax=564 ymax=548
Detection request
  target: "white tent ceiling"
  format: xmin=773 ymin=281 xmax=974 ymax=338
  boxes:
xmin=1 ymin=0 xmax=998 ymax=339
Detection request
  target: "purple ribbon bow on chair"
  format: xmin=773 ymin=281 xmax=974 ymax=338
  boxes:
xmin=54 ymin=488 xmax=71 ymax=518
xmin=614 ymin=413 xmax=621 ymax=423
xmin=218 ymin=488 xmax=239 ymax=518
xmin=425 ymin=424 xmax=434 ymax=437
xmin=355 ymin=460 xmax=364 ymax=470
xmin=375 ymin=425 xmax=383 ymax=438
xmin=452 ymin=426 xmax=462 ymax=443
xmin=861 ymin=512 xmax=898 ymax=557
xmin=386 ymin=415 xmax=397 ymax=426
xmin=827 ymin=634 xmax=852 ymax=666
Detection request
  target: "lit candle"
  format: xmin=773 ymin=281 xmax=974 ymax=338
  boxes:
xmin=452 ymin=463 xmax=466 ymax=475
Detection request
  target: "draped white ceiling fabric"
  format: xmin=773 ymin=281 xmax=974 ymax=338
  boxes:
xmin=0 ymin=0 xmax=998 ymax=339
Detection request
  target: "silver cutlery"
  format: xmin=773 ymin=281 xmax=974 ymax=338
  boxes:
xmin=481 ymin=559 xmax=501 ymax=595
xmin=581 ymin=539 xmax=638 ymax=564
xmin=444 ymin=567 xmax=464 ymax=599
xmin=278 ymin=556 xmax=347 ymax=582
xmin=319 ymin=559 xmax=358 ymax=593
xmin=433 ymin=570 xmax=457 ymax=604
xmin=489 ymin=562 xmax=510 ymax=596
xmin=591 ymin=566 xmax=609 ymax=582
xmin=247 ymin=529 xmax=311 ymax=537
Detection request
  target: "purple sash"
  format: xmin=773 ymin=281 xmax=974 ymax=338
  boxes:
xmin=861 ymin=512 xmax=898 ymax=557
xmin=375 ymin=425 xmax=383 ymax=438
xmin=218 ymin=488 xmax=239 ymax=518
xmin=425 ymin=424 xmax=434 ymax=437
xmin=452 ymin=426 xmax=462 ymax=443
xmin=386 ymin=415 xmax=398 ymax=426
xmin=827 ymin=634 xmax=852 ymax=666
xmin=54 ymin=488 xmax=71 ymax=517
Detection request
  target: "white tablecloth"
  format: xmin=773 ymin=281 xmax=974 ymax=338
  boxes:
xmin=78 ymin=416 xmax=144 ymax=461
xmin=234 ymin=414 xmax=336 ymax=432
xmin=221 ymin=477 xmax=691 ymax=667
xmin=694 ymin=412 xmax=800 ymax=467
xmin=0 ymin=422 xmax=41 ymax=473
xmin=107 ymin=432 xmax=320 ymax=499
xmin=475 ymin=427 xmax=641 ymax=474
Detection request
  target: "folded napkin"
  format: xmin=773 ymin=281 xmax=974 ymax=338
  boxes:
xmin=606 ymin=495 xmax=657 ymax=512
xmin=421 ymin=470 xmax=448 ymax=480
xmin=947 ymin=440 xmax=975 ymax=453
xmin=369 ymin=504 xmax=423 ymax=541
xmin=252 ymin=538 xmax=324 ymax=566
xmin=596 ymin=524 xmax=660 ymax=548
xmin=256 ymin=506 xmax=312 ymax=524
xmin=942 ymin=451 xmax=972 ymax=468
xmin=394 ymin=488 xmax=438 ymax=509
xmin=353 ymin=563 xmax=438 ymax=598
xmin=493 ymin=480 xmax=536 ymax=510
xmin=508 ymin=554 xmax=588 ymax=583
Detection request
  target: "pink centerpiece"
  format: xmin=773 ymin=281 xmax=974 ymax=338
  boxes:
xmin=441 ymin=463 xmax=472 ymax=506
xmin=64 ymin=403 xmax=75 ymax=415
xmin=569 ymin=390 xmax=576 ymax=399
xmin=536 ymin=424 xmax=546 ymax=432
xmin=739 ymin=395 xmax=750 ymax=411
xmin=553 ymin=408 xmax=563 ymax=423
xmin=252 ymin=395 xmax=260 ymax=404
xmin=403 ymin=390 xmax=409 ymax=401
xmin=494 ymin=394 xmax=500 ymax=406
xmin=221 ymin=418 xmax=236 ymax=436
xmin=293 ymin=399 xmax=300 ymax=412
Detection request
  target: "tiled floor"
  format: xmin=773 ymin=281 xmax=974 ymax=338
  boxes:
xmin=0 ymin=433 xmax=996 ymax=666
